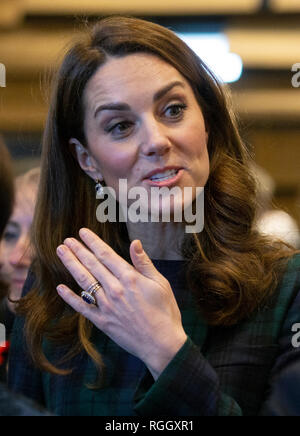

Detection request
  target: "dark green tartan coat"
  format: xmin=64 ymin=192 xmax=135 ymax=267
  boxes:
xmin=7 ymin=254 xmax=300 ymax=416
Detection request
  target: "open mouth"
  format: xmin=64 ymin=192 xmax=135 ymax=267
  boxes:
xmin=144 ymin=167 xmax=184 ymax=187
xmin=149 ymin=168 xmax=179 ymax=182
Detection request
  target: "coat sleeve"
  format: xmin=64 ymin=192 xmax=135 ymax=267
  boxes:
xmin=133 ymin=336 xmax=243 ymax=416
xmin=134 ymin=255 xmax=300 ymax=417
xmin=259 ymin=286 xmax=300 ymax=416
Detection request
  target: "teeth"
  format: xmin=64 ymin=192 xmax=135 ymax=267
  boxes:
xmin=150 ymin=169 xmax=178 ymax=181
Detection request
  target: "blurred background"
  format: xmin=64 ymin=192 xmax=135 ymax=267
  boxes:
xmin=0 ymin=0 xmax=299 ymax=240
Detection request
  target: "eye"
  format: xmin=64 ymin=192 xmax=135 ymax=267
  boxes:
xmin=164 ymin=103 xmax=187 ymax=119
xmin=106 ymin=120 xmax=134 ymax=138
xmin=3 ymin=230 xmax=18 ymax=244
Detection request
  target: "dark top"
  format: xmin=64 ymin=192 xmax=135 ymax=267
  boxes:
xmin=0 ymin=299 xmax=15 ymax=338
xmin=0 ymin=382 xmax=52 ymax=416
xmin=7 ymin=255 xmax=300 ymax=416
xmin=0 ymin=299 xmax=15 ymax=382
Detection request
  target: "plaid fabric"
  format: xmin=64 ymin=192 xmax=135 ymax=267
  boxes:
xmin=7 ymin=254 xmax=300 ymax=416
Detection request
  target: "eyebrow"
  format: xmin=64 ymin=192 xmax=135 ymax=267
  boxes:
xmin=94 ymin=80 xmax=185 ymax=118
xmin=153 ymin=80 xmax=185 ymax=102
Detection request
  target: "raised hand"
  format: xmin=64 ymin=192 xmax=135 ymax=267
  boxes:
xmin=56 ymin=228 xmax=187 ymax=379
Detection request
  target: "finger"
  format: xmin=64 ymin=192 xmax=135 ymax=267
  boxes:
xmin=63 ymin=237 xmax=120 ymax=292
xmin=56 ymin=244 xmax=98 ymax=292
xmin=78 ymin=228 xmax=133 ymax=280
xmin=56 ymin=284 xmax=99 ymax=322
xmin=130 ymin=240 xmax=162 ymax=282
xmin=93 ymin=284 xmax=108 ymax=309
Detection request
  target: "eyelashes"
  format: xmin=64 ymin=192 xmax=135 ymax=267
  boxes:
xmin=104 ymin=102 xmax=188 ymax=139
xmin=106 ymin=120 xmax=134 ymax=136
xmin=164 ymin=103 xmax=187 ymax=119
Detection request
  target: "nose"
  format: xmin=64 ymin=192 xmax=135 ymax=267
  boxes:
xmin=139 ymin=117 xmax=171 ymax=158
xmin=9 ymin=236 xmax=31 ymax=269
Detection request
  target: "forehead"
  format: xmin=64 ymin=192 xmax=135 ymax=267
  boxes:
xmin=83 ymin=53 xmax=189 ymax=109
xmin=10 ymin=187 xmax=36 ymax=221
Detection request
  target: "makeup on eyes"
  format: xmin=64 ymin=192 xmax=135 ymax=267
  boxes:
xmin=100 ymin=96 xmax=188 ymax=138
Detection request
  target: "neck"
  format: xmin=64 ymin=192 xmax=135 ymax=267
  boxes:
xmin=126 ymin=220 xmax=185 ymax=260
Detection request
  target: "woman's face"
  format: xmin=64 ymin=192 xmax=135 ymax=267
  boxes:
xmin=0 ymin=187 xmax=34 ymax=301
xmin=75 ymin=53 xmax=209 ymax=217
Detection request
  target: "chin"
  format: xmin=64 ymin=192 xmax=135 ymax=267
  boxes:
xmin=147 ymin=195 xmax=187 ymax=223
xmin=10 ymin=282 xmax=25 ymax=298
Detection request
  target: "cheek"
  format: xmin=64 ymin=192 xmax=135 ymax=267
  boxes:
xmin=0 ymin=248 xmax=13 ymax=276
xmin=192 ymin=125 xmax=208 ymax=156
xmin=179 ymin=112 xmax=208 ymax=155
xmin=179 ymin=130 xmax=208 ymax=160
xmin=0 ymin=242 xmax=13 ymax=262
xmin=201 ymin=148 xmax=210 ymax=186
xmin=100 ymin=151 xmax=137 ymax=186
xmin=182 ymin=123 xmax=210 ymax=185
xmin=87 ymin=131 xmax=137 ymax=184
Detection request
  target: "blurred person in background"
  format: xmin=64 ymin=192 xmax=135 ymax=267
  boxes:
xmin=0 ymin=168 xmax=40 ymax=381
xmin=0 ymin=138 xmax=14 ymax=293
xmin=0 ymin=168 xmax=40 ymax=311
xmin=0 ymin=138 xmax=50 ymax=415
xmin=252 ymin=163 xmax=300 ymax=249
xmin=0 ymin=137 xmax=14 ymax=377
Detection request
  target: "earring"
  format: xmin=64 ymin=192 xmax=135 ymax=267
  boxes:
xmin=95 ymin=179 xmax=104 ymax=198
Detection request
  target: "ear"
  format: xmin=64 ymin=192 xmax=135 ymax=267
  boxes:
xmin=70 ymin=138 xmax=104 ymax=182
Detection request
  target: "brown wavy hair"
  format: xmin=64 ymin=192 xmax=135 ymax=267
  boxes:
xmin=0 ymin=137 xmax=14 ymax=300
xmin=0 ymin=137 xmax=14 ymax=239
xmin=17 ymin=16 xmax=297 ymax=378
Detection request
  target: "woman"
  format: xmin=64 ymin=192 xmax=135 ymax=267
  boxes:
xmin=8 ymin=16 xmax=300 ymax=416
xmin=0 ymin=138 xmax=14 ymax=292
xmin=0 ymin=168 xmax=40 ymax=335
xmin=0 ymin=137 xmax=14 ymax=379
xmin=0 ymin=140 xmax=49 ymax=415
xmin=0 ymin=168 xmax=40 ymax=383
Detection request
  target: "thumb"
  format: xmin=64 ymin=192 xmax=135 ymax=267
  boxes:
xmin=130 ymin=240 xmax=159 ymax=280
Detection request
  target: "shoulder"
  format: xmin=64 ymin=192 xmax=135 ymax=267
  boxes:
xmin=283 ymin=252 xmax=300 ymax=271
xmin=270 ymin=253 xmax=300 ymax=337
xmin=238 ymin=253 xmax=300 ymax=341
xmin=276 ymin=253 xmax=300 ymax=304
xmin=278 ymin=252 xmax=300 ymax=316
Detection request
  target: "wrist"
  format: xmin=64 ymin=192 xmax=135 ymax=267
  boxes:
xmin=145 ymin=331 xmax=188 ymax=380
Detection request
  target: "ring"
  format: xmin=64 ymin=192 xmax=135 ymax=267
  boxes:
xmin=81 ymin=281 xmax=102 ymax=305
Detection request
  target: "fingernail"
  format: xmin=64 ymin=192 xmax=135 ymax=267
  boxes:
xmin=135 ymin=240 xmax=143 ymax=254
xmin=79 ymin=228 xmax=89 ymax=238
xmin=57 ymin=285 xmax=64 ymax=293
xmin=64 ymin=238 xmax=75 ymax=247
xmin=57 ymin=245 xmax=66 ymax=256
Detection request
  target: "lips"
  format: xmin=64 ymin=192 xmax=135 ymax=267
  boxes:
xmin=12 ymin=277 xmax=26 ymax=286
xmin=143 ymin=166 xmax=183 ymax=181
xmin=143 ymin=168 xmax=184 ymax=188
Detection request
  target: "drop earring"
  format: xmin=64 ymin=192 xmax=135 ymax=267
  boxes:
xmin=95 ymin=179 xmax=104 ymax=198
